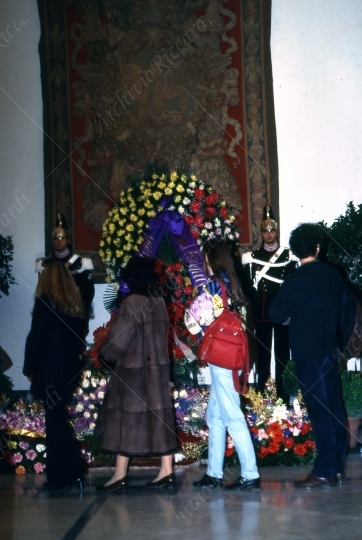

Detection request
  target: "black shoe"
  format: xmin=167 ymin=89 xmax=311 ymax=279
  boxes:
xmin=294 ymin=475 xmax=336 ymax=489
xmin=145 ymin=473 xmax=175 ymax=488
xmin=224 ymin=476 xmax=260 ymax=490
xmin=51 ymin=477 xmax=84 ymax=492
xmin=193 ymin=473 xmax=223 ymax=488
xmin=96 ymin=476 xmax=128 ymax=492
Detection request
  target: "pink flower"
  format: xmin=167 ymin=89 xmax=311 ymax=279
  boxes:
xmin=25 ymin=449 xmax=37 ymax=461
xmin=19 ymin=441 xmax=30 ymax=450
xmin=12 ymin=452 xmax=23 ymax=464
xmin=34 ymin=462 xmax=45 ymax=473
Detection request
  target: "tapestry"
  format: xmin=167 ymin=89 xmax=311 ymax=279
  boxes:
xmin=37 ymin=0 xmax=278 ymax=279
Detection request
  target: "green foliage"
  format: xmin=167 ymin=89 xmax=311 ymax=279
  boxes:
xmin=340 ymin=370 xmax=362 ymax=418
xmin=282 ymin=360 xmax=300 ymax=397
xmin=320 ymin=202 xmax=362 ymax=291
xmin=0 ymin=235 xmax=16 ymax=297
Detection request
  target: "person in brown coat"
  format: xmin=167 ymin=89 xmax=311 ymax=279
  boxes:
xmin=95 ymin=256 xmax=178 ymax=492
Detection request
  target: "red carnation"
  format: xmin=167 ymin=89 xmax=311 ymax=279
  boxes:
xmin=282 ymin=437 xmax=294 ymax=449
xmin=174 ymin=288 xmax=182 ymax=298
xmin=165 ymin=265 xmax=173 ymax=274
xmin=190 ymin=201 xmax=202 ymax=213
xmin=205 ymin=192 xmax=219 ymax=205
xmin=184 ymin=214 xmax=194 ymax=226
xmin=219 ymin=207 xmax=229 ymax=219
xmin=173 ymin=262 xmax=182 ymax=272
xmin=294 ymin=444 xmax=307 ymax=456
xmin=205 ymin=206 xmax=216 ymax=219
xmin=190 ymin=228 xmax=200 ymax=239
xmin=194 ymin=215 xmax=205 ymax=228
xmin=175 ymin=275 xmax=184 ymax=285
xmin=183 ymin=285 xmax=194 ymax=296
xmin=194 ymin=188 xmax=206 ymax=200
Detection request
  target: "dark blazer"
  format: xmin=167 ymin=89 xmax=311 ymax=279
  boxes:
xmin=23 ymin=296 xmax=84 ymax=399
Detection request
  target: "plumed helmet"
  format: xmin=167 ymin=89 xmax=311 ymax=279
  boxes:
xmin=260 ymin=206 xmax=278 ymax=232
xmin=52 ymin=213 xmax=69 ymax=240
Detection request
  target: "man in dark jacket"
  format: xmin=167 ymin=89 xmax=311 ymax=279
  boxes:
xmin=269 ymin=223 xmax=347 ymax=489
xmin=242 ymin=206 xmax=298 ymax=398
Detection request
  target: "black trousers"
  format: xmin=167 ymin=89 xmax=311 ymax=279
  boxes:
xmin=44 ymin=388 xmax=85 ymax=484
xmin=296 ymin=361 xmax=347 ymax=478
xmin=254 ymin=320 xmax=291 ymax=397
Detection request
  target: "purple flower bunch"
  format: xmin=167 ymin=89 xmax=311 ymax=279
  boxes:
xmin=173 ymin=387 xmax=209 ymax=436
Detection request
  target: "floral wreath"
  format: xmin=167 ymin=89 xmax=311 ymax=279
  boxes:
xmin=99 ymin=168 xmax=240 ymax=282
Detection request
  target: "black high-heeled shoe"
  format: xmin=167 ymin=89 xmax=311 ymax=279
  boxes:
xmin=95 ymin=476 xmax=128 ymax=493
xmin=51 ymin=477 xmax=84 ymax=492
xmin=145 ymin=473 xmax=175 ymax=489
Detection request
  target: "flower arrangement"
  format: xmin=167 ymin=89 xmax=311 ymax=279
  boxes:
xmin=173 ymin=386 xmax=209 ymax=436
xmin=69 ymin=364 xmax=110 ymax=440
xmin=100 ymin=167 xmax=239 ymax=282
xmin=0 ymin=398 xmax=45 ymax=436
xmin=5 ymin=438 xmax=46 ymax=475
xmin=245 ymin=378 xmax=316 ymax=466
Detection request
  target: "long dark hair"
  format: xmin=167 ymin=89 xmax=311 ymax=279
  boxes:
xmin=202 ymin=240 xmax=247 ymax=306
xmin=36 ymin=262 xmax=84 ymax=317
xmin=121 ymin=255 xmax=159 ymax=296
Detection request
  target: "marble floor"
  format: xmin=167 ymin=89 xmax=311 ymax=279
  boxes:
xmin=1 ymin=452 xmax=362 ymax=540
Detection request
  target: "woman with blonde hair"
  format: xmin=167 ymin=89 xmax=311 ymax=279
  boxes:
xmin=23 ymin=262 xmax=86 ymax=491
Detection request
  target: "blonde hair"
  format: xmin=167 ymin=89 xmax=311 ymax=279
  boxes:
xmin=36 ymin=262 xmax=84 ymax=317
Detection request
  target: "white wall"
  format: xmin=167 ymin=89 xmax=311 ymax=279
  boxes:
xmin=271 ymin=0 xmax=362 ymax=246
xmin=0 ymin=0 xmax=361 ymax=389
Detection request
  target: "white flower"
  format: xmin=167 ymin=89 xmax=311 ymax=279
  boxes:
xmin=174 ymin=453 xmax=186 ymax=462
xmin=225 ymin=220 xmax=231 ymax=225
xmin=98 ymin=392 xmax=105 ymax=399
xmin=91 ymin=378 xmax=97 ymax=387
xmin=169 ymin=205 xmax=175 ymax=211
xmin=82 ymin=380 xmax=90 ymax=388
xmin=174 ymin=403 xmax=179 ymax=408
xmin=89 ymin=393 xmax=96 ymax=400
xmin=178 ymin=205 xmax=185 ymax=214
xmin=84 ymin=370 xmax=91 ymax=378
xmin=186 ymin=188 xmax=194 ymax=195
xmin=90 ymin=422 xmax=96 ymax=430
xmin=179 ymin=389 xmax=187 ymax=397
xmin=84 ymin=412 xmax=91 ymax=418
xmin=191 ymin=412 xmax=198 ymax=418
xmin=77 ymin=388 xmax=83 ymax=395
xmin=89 ymin=404 xmax=95 ymax=410
xmin=225 ymin=227 xmax=231 ymax=234
xmin=36 ymin=444 xmax=46 ymax=452
xmin=235 ymin=231 xmax=240 ymax=239
xmin=208 ymin=232 xmax=215 ymax=239
xmin=183 ymin=416 xmax=190 ymax=421
xmin=182 ymin=197 xmax=190 ymax=205
xmin=93 ymin=413 xmax=98 ymax=419
xmin=201 ymin=229 xmax=208 ymax=236
xmin=76 ymin=403 xmax=84 ymax=412
xmin=215 ymin=228 xmax=222 ymax=235
xmin=270 ymin=405 xmax=288 ymax=423
xmin=292 ymin=427 xmax=300 ymax=436
xmin=100 ymin=379 xmax=106 ymax=386
xmin=205 ymin=222 xmax=212 ymax=229
xmin=189 ymin=182 xmax=196 ymax=188
xmin=214 ymin=218 xmax=221 ymax=227
xmin=173 ymin=391 xmax=179 ymax=399
xmin=199 ymin=184 xmax=204 ymax=189
xmin=228 ymin=234 xmax=234 ymax=240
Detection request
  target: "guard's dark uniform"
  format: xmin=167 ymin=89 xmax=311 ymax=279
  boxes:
xmin=242 ymin=246 xmax=298 ymax=397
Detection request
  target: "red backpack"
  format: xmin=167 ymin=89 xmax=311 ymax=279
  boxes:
xmin=198 ymin=280 xmax=250 ymax=393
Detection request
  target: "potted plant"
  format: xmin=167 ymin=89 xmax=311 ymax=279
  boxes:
xmin=0 ymin=234 xmax=15 ymax=410
xmin=340 ymin=370 xmax=362 ymax=448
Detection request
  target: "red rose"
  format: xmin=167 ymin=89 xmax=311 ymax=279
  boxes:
xmin=205 ymin=206 xmax=216 ymax=219
xmin=194 ymin=188 xmax=205 ymax=200
xmin=175 ymin=275 xmax=184 ymax=285
xmin=190 ymin=201 xmax=202 ymax=213
xmin=194 ymin=215 xmax=205 ymax=228
xmin=184 ymin=214 xmax=194 ymax=226
xmin=174 ymin=288 xmax=182 ymax=298
xmin=173 ymin=262 xmax=182 ymax=272
xmin=219 ymin=207 xmax=229 ymax=219
xmin=165 ymin=265 xmax=173 ymax=274
xmin=190 ymin=228 xmax=200 ymax=239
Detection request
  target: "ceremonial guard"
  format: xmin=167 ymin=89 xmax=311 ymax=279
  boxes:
xmin=241 ymin=206 xmax=298 ymax=399
xmin=35 ymin=213 xmax=95 ymax=338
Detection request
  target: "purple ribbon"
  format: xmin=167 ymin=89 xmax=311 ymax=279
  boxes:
xmin=138 ymin=210 xmax=207 ymax=287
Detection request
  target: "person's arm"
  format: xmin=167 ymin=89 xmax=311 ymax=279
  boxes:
xmin=268 ymin=281 xmax=293 ymax=325
xmin=100 ymin=301 xmax=137 ymax=363
xmin=23 ymin=298 xmax=49 ymax=379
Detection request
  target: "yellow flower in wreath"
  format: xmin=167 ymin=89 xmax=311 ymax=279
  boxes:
xmin=147 ymin=210 xmax=156 ymax=217
xmin=126 ymin=224 xmax=134 ymax=231
xmin=138 ymin=208 xmax=145 ymax=216
xmin=158 ymin=182 xmax=166 ymax=189
xmin=106 ymin=237 xmax=112 ymax=244
xmin=174 ymin=195 xmax=181 ymax=203
xmin=108 ymin=223 xmax=116 ymax=233
xmin=130 ymin=214 xmax=137 ymax=222
xmin=120 ymin=207 xmax=127 ymax=215
xmin=165 ymin=188 xmax=173 ymax=195
xmin=170 ymin=172 xmax=178 ymax=182
xmin=116 ymin=250 xmax=123 ymax=258
xmin=137 ymin=221 xmax=144 ymax=227
xmin=153 ymin=191 xmax=162 ymax=200
xmin=99 ymin=249 xmax=105 ymax=258
xmin=106 ymin=249 xmax=112 ymax=257
xmin=176 ymin=185 xmax=185 ymax=193
xmin=117 ymin=229 xmax=125 ymax=236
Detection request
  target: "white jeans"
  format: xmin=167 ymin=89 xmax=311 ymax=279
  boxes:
xmin=206 ymin=364 xmax=259 ymax=480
